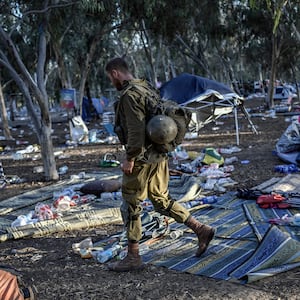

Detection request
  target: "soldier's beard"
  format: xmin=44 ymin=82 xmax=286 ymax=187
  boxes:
xmin=115 ymin=80 xmax=123 ymax=91
xmin=111 ymin=77 xmax=123 ymax=91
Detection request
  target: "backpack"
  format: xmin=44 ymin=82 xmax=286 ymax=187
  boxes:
xmin=123 ymin=80 xmax=192 ymax=153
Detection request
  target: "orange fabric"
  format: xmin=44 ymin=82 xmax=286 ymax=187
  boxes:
xmin=0 ymin=270 xmax=24 ymax=300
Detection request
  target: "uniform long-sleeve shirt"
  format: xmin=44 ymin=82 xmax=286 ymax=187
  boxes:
xmin=114 ymin=79 xmax=166 ymax=163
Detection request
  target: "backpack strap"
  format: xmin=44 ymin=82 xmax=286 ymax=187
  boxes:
xmin=121 ymin=79 xmax=161 ymax=121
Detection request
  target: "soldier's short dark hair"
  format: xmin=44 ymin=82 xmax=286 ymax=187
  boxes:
xmin=105 ymin=57 xmax=129 ymax=73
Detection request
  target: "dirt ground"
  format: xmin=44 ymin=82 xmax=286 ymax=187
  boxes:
xmin=1 ymin=98 xmax=300 ymax=300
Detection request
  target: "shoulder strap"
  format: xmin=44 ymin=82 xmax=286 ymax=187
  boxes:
xmin=121 ymin=80 xmax=162 ymax=120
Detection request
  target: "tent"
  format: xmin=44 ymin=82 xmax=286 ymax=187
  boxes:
xmin=160 ymin=73 xmax=257 ymax=144
xmin=82 ymin=96 xmax=109 ymax=122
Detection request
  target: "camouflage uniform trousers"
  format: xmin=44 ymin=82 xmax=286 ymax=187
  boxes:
xmin=120 ymin=159 xmax=190 ymax=242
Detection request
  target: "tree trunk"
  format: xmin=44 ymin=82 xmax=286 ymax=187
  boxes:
xmin=166 ymin=48 xmax=176 ymax=78
xmin=35 ymin=7 xmax=59 ymax=181
xmin=290 ymin=63 xmax=300 ymax=105
xmin=0 ymin=77 xmax=13 ymax=140
xmin=140 ymin=19 xmax=157 ymax=85
xmin=49 ymin=22 xmax=73 ymax=90
xmin=39 ymin=119 xmax=58 ymax=181
xmin=0 ymin=10 xmax=59 ymax=181
xmin=19 ymin=77 xmax=59 ymax=181
xmin=266 ymin=34 xmax=279 ymax=109
xmin=52 ymin=40 xmax=71 ymax=89
xmin=8 ymin=95 xmax=15 ymax=122
xmin=175 ymin=34 xmax=213 ymax=78
xmin=77 ymin=36 xmax=100 ymax=118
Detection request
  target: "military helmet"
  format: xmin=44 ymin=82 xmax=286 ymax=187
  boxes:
xmin=146 ymin=115 xmax=178 ymax=144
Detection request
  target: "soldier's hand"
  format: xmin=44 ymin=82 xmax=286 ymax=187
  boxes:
xmin=121 ymin=159 xmax=134 ymax=175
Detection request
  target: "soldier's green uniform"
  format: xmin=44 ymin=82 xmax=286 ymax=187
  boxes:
xmin=114 ymin=79 xmax=190 ymax=242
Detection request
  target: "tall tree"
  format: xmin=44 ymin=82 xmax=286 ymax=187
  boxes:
xmin=0 ymin=1 xmax=77 ymax=180
xmin=248 ymin=0 xmax=290 ymax=107
xmin=58 ymin=1 xmax=122 ymax=115
xmin=0 ymin=74 xmax=13 ymax=140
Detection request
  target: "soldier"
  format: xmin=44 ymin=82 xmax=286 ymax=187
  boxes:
xmin=105 ymin=57 xmax=215 ymax=272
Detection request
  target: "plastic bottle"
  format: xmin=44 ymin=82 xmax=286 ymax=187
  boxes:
xmin=224 ymin=157 xmax=238 ymax=165
xmin=170 ymin=230 xmax=184 ymax=239
xmin=182 ymin=200 xmax=203 ymax=209
xmin=33 ymin=166 xmax=44 ymax=173
xmin=190 ymin=154 xmax=204 ymax=168
xmin=72 ymin=237 xmax=93 ymax=254
xmin=182 ymin=202 xmax=193 ymax=209
xmin=11 ymin=215 xmax=28 ymax=227
xmin=274 ymin=164 xmax=299 ymax=174
xmin=198 ymin=195 xmax=218 ymax=204
xmin=292 ymin=213 xmax=300 ymax=226
xmin=220 ymin=165 xmax=235 ymax=172
xmin=11 ymin=152 xmax=23 ymax=160
xmin=89 ymin=129 xmax=98 ymax=143
xmin=118 ymin=243 xmax=149 ymax=260
xmin=94 ymin=244 xmax=123 ymax=263
xmin=58 ymin=165 xmax=68 ymax=174
xmin=240 ymin=160 xmax=250 ymax=164
xmin=218 ymin=146 xmax=242 ymax=154
xmin=100 ymin=191 xmax=122 ymax=200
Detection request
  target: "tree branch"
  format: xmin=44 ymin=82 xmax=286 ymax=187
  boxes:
xmin=0 ymin=26 xmax=42 ymax=100
xmin=8 ymin=0 xmax=79 ymax=36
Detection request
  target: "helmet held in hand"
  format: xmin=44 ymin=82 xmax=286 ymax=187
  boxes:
xmin=146 ymin=115 xmax=178 ymax=144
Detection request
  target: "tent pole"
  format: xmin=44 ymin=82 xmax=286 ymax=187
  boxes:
xmin=234 ymin=101 xmax=240 ymax=145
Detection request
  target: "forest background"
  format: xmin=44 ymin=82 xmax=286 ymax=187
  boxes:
xmin=0 ymin=0 xmax=300 ymax=181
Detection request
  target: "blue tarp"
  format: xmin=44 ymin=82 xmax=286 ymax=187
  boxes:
xmin=159 ymin=73 xmax=235 ymax=104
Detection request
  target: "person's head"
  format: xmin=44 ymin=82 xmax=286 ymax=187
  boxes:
xmin=105 ymin=57 xmax=133 ymax=91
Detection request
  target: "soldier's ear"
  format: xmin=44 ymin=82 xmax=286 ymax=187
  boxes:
xmin=110 ymin=69 xmax=119 ymax=78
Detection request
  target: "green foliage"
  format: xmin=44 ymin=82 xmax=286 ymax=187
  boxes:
xmin=1 ymin=0 xmax=300 ymax=100
xmin=80 ymin=0 xmax=105 ymax=13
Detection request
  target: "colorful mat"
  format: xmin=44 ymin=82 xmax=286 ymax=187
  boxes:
xmin=1 ymin=172 xmax=300 ymax=284
xmin=0 ymin=172 xmax=123 ymax=240
xmin=138 ymin=193 xmax=300 ymax=283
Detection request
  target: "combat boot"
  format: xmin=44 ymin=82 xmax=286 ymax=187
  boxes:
xmin=185 ymin=216 xmax=215 ymax=257
xmin=108 ymin=241 xmax=144 ymax=272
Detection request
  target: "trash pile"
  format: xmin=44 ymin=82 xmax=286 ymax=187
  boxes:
xmin=67 ymin=115 xmax=119 ymax=146
xmin=8 ymin=176 xmax=124 ymax=228
xmin=237 ymin=186 xmax=300 ymax=225
xmin=11 ymin=144 xmax=40 ymax=160
xmin=269 ymin=213 xmax=300 ymax=226
xmin=169 ymin=145 xmax=240 ymax=192
xmin=10 ymin=187 xmax=97 ymax=227
xmin=71 ymin=211 xmax=172 ymax=261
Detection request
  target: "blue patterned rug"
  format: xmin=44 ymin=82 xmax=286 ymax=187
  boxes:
xmin=2 ymin=173 xmax=300 ymax=284
xmin=137 ymin=192 xmax=300 ymax=283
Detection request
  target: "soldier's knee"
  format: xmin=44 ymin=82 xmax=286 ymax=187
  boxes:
xmin=153 ymin=199 xmax=175 ymax=216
